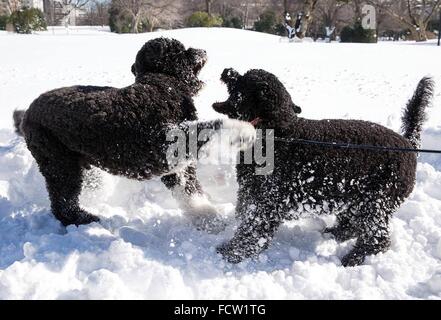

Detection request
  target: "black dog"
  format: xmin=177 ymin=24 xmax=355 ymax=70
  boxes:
xmin=13 ymin=38 xmax=255 ymax=231
xmin=213 ymin=68 xmax=433 ymax=266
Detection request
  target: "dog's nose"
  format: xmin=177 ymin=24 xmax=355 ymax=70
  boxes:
xmin=198 ymin=49 xmax=207 ymax=59
xmin=213 ymin=102 xmax=227 ymax=113
xmin=213 ymin=101 xmax=234 ymax=116
xmin=291 ymin=102 xmax=302 ymax=114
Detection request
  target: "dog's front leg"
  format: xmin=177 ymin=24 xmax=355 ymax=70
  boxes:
xmin=161 ymin=164 xmax=226 ymax=234
xmin=217 ymin=206 xmax=283 ymax=263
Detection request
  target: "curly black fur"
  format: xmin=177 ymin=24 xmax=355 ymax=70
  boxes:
xmin=214 ymin=68 xmax=433 ymax=266
xmin=13 ymin=38 xmax=218 ymax=227
xmin=13 ymin=110 xmax=25 ymax=136
xmin=401 ymin=77 xmax=433 ymax=148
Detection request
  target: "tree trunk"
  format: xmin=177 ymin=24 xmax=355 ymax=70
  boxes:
xmin=206 ymin=0 xmax=212 ymax=16
xmin=131 ymin=14 xmax=139 ymax=33
xmin=298 ymin=0 xmax=317 ymax=38
xmin=284 ymin=0 xmax=289 ymax=13
xmin=243 ymin=2 xmax=249 ymax=28
xmin=353 ymin=0 xmax=363 ymax=22
xmin=410 ymin=24 xmax=428 ymax=42
xmin=148 ymin=18 xmax=156 ymax=32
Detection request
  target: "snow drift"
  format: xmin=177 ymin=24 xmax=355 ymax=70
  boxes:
xmin=0 ymin=27 xmax=441 ymax=299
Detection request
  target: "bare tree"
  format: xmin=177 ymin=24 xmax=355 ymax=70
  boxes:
xmin=84 ymin=0 xmax=110 ymax=26
xmin=45 ymin=0 xmax=90 ymax=26
xmin=114 ymin=0 xmax=174 ymax=33
xmin=298 ymin=0 xmax=319 ymax=38
xmin=5 ymin=0 xmax=21 ymax=14
xmin=65 ymin=0 xmax=90 ymax=9
xmin=214 ymin=0 xmax=270 ymax=28
xmin=314 ymin=0 xmax=350 ymax=32
xmin=351 ymin=0 xmax=363 ymax=20
xmin=368 ymin=0 xmax=441 ymax=41
xmin=283 ymin=0 xmax=290 ymax=12
xmin=205 ymin=0 xmax=214 ymax=16
xmin=62 ymin=0 xmax=90 ymax=18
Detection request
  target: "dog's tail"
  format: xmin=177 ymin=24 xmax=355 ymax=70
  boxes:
xmin=13 ymin=110 xmax=26 ymax=136
xmin=401 ymin=77 xmax=434 ymax=149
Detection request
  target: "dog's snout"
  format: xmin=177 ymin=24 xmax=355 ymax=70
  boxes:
xmin=188 ymin=48 xmax=207 ymax=59
xmin=213 ymin=102 xmax=230 ymax=114
xmin=188 ymin=48 xmax=207 ymax=74
xmin=213 ymin=102 xmax=224 ymax=113
xmin=196 ymin=49 xmax=207 ymax=63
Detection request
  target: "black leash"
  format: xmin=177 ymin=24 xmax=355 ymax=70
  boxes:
xmin=274 ymin=137 xmax=441 ymax=154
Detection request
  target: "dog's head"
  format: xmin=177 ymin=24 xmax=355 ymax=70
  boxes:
xmin=213 ymin=68 xmax=301 ymax=126
xmin=131 ymin=38 xmax=207 ymax=93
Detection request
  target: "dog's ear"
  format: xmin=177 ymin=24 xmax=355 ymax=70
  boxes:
xmin=134 ymin=38 xmax=187 ymax=76
xmin=131 ymin=63 xmax=137 ymax=76
xmin=221 ymin=68 xmax=241 ymax=92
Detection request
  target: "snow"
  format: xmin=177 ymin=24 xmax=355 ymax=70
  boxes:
xmin=1 ymin=27 xmax=441 ymax=299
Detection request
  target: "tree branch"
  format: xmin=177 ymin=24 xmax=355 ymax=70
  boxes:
xmin=424 ymin=0 xmax=441 ymax=23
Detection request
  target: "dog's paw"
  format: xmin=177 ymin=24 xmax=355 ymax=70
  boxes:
xmin=57 ymin=209 xmax=100 ymax=227
xmin=221 ymin=119 xmax=256 ymax=151
xmin=341 ymin=250 xmax=365 ymax=267
xmin=191 ymin=213 xmax=226 ymax=234
xmin=181 ymin=194 xmax=227 ymax=234
xmin=77 ymin=211 xmax=100 ymax=226
xmin=216 ymin=242 xmax=245 ymax=264
xmin=324 ymin=226 xmax=356 ymax=242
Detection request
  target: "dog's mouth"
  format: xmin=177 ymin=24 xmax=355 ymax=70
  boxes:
xmin=212 ymin=100 xmax=240 ymax=119
xmin=193 ymin=52 xmax=207 ymax=75
xmin=212 ymin=101 xmax=227 ymax=114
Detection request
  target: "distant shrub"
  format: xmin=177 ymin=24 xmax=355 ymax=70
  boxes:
xmin=275 ymin=23 xmax=287 ymax=36
xmin=186 ymin=11 xmax=223 ymax=28
xmin=379 ymin=29 xmax=407 ymax=41
xmin=109 ymin=3 xmax=132 ymax=33
xmin=0 ymin=15 xmax=8 ymax=30
xmin=137 ymin=18 xmax=152 ymax=32
xmin=340 ymin=22 xmax=376 ymax=43
xmin=254 ymin=10 xmax=279 ymax=35
xmin=9 ymin=8 xmax=46 ymax=34
xmin=222 ymin=16 xmax=243 ymax=29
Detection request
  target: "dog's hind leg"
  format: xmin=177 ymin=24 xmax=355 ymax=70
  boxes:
xmin=24 ymin=123 xmax=99 ymax=226
xmin=340 ymin=200 xmax=392 ymax=267
xmin=324 ymin=209 xmax=358 ymax=242
xmin=161 ymin=164 xmax=226 ymax=234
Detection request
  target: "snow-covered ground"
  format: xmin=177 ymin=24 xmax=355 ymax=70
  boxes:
xmin=1 ymin=27 xmax=441 ymax=299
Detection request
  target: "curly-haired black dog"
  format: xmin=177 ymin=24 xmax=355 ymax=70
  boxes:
xmin=13 ymin=38 xmax=255 ymax=231
xmin=213 ymin=68 xmax=433 ymax=266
